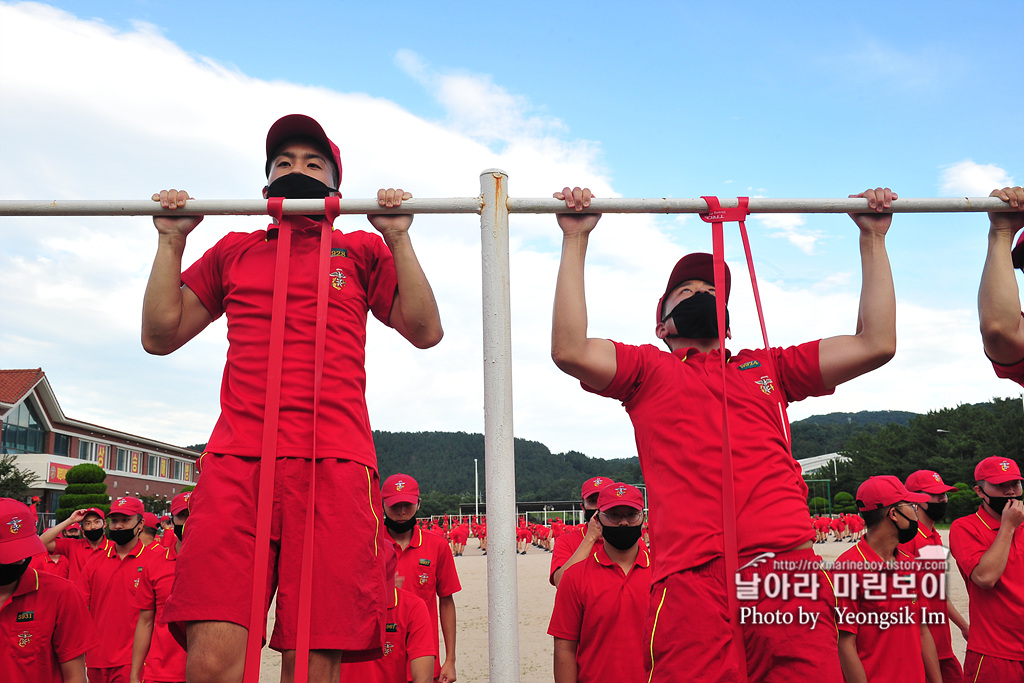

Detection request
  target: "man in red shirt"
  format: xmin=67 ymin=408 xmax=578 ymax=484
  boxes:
xmin=130 ymin=492 xmax=190 ymax=683
xmin=548 ymin=482 xmax=651 ymax=683
xmin=382 ymin=473 xmax=461 ymax=683
xmin=139 ymin=513 xmax=161 ymax=552
xmin=549 ymin=476 xmax=609 ymax=587
xmin=78 ymin=496 xmax=158 ymax=683
xmin=949 ymin=456 xmax=1024 ymax=682
xmin=834 ymin=476 xmax=942 ymax=683
xmin=551 ymin=185 xmax=898 ymax=681
xmin=0 ymin=498 xmax=98 ymax=683
xmin=144 ymin=114 xmax=443 ymax=683
xmin=902 ymin=469 xmax=970 ymax=683
xmin=158 ymin=517 xmax=175 ymax=549
xmin=41 ymin=508 xmax=114 ymax=585
xmin=65 ymin=522 xmax=82 ymax=540
xmin=338 ymin=588 xmax=435 ymax=683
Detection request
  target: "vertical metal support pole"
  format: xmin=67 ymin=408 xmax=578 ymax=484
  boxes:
xmin=479 ymin=168 xmax=520 ymax=683
xmin=474 ymin=458 xmax=480 ymax=519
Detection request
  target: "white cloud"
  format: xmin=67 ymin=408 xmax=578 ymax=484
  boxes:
xmin=754 ymin=213 xmax=822 ymax=255
xmin=939 ymin=160 xmax=1014 ymax=197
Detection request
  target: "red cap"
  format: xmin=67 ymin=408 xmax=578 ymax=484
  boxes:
xmin=109 ymin=496 xmax=145 ymax=517
xmin=975 ymin=456 xmax=1023 ymax=485
xmin=170 ymin=491 xmax=192 ymax=516
xmin=82 ymin=507 xmax=105 ymax=521
xmin=597 ymin=482 xmax=645 ymax=511
xmin=0 ymin=498 xmax=46 ymax=563
xmin=67 ymin=522 xmax=81 ymax=530
xmin=855 ymin=476 xmax=929 ymax=511
xmin=142 ymin=512 xmax=159 ymax=529
xmin=159 ymin=515 xmax=171 ymax=523
xmin=382 ymin=474 xmax=420 ymax=506
xmin=657 ymin=253 xmax=732 ymax=322
xmin=905 ymin=470 xmax=957 ymax=494
xmin=265 ymin=114 xmax=343 ymax=187
xmin=581 ymin=476 xmax=611 ymax=500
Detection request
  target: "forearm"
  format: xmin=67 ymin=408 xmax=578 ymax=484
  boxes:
xmin=552 ymin=537 xmax=598 ymax=588
xmin=971 ymin=526 xmax=1015 ymax=588
xmin=854 ymin=230 xmax=896 ymax=362
xmin=60 ymin=655 xmax=88 ymax=683
xmin=410 ymin=656 xmax=434 ymax=683
xmin=837 ymin=633 xmax=867 ymax=683
xmin=130 ymin=611 xmax=155 ymax=683
xmin=142 ymin=234 xmax=189 ymax=354
xmin=40 ymin=519 xmax=72 ymax=551
xmin=979 ymin=227 xmax=1024 ymax=362
xmin=551 ymin=234 xmax=591 ymax=370
xmin=553 ymin=639 xmax=578 ymax=683
xmin=439 ymin=596 xmax=456 ymax=666
xmin=921 ymin=624 xmax=943 ymax=683
xmin=384 ymin=231 xmax=443 ymax=348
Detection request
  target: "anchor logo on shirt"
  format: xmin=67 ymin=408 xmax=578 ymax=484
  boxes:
xmin=18 ymin=631 xmax=32 ymax=647
xmin=7 ymin=517 xmax=23 ymax=534
xmin=329 ymin=268 xmax=346 ymax=290
xmin=383 ymin=640 xmax=394 ymax=656
xmin=418 ymin=573 xmax=428 ymax=586
xmin=755 ymin=376 xmax=775 ymax=396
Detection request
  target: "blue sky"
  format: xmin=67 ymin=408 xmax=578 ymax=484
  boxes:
xmin=2 ymin=1 xmax=1023 ymax=462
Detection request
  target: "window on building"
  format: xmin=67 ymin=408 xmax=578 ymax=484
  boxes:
xmin=173 ymin=460 xmax=185 ymax=481
xmin=78 ymin=441 xmax=97 ymax=461
xmin=53 ymin=433 xmax=70 ymax=457
xmin=116 ymin=448 xmax=130 ymax=473
xmin=0 ymin=401 xmax=45 ymax=454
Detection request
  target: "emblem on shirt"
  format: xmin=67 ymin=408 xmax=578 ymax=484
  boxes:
xmin=17 ymin=631 xmax=32 ymax=648
xmin=385 ymin=622 xmax=398 ymax=633
xmin=738 ymin=360 xmax=762 ymax=371
xmin=329 ymin=268 xmax=346 ymax=290
xmin=755 ymin=376 xmax=775 ymax=396
xmin=6 ymin=516 xmax=23 ymax=534
xmin=615 ymin=485 xmax=628 ymax=497
xmin=330 ymin=248 xmax=348 ymax=258
xmin=418 ymin=573 xmax=429 ymax=586
xmin=16 ymin=611 xmax=34 ymax=622
xmin=383 ymin=640 xmax=394 ymax=656
xmin=418 ymin=558 xmax=431 ymax=566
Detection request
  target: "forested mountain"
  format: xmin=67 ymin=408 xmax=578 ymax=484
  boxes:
xmin=789 ymin=410 xmax=918 ymax=460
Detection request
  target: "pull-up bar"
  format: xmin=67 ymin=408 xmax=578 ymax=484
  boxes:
xmin=0 ymin=195 xmax=1012 ymax=216
xmin=1 ymin=169 xmax=1013 ymax=683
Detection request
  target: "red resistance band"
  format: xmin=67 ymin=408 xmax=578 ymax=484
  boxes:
xmin=244 ymin=197 xmax=342 ymax=683
xmin=698 ymin=196 xmax=794 ymax=682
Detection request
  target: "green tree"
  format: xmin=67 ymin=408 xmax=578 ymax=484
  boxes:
xmin=833 ymin=491 xmax=857 ymax=513
xmin=56 ymin=463 xmax=109 ymax=522
xmin=139 ymin=495 xmax=169 ymax=515
xmin=808 ymin=497 xmax=829 ymax=515
xmin=0 ymin=453 xmax=40 ymax=499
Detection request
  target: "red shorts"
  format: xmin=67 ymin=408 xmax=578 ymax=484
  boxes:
xmin=963 ymin=650 xmax=1024 ymax=683
xmin=646 ymin=548 xmax=842 ymax=683
xmin=163 ymin=454 xmax=390 ymax=654
xmin=87 ymin=665 xmax=129 ymax=683
xmin=939 ymin=656 xmax=964 ymax=683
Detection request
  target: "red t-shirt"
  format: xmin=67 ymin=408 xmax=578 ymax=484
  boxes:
xmin=585 ymin=342 xmax=831 ymax=582
xmin=30 ymin=553 xmax=70 ymax=580
xmin=393 ymin=527 xmax=461 ymax=677
xmin=833 ymin=540 xmax=926 ymax=683
xmin=0 ymin=569 xmax=98 ymax=683
xmin=991 ymin=353 xmax=1024 ymax=385
xmin=549 ymin=524 xmax=603 ymax=585
xmin=78 ymin=540 xmax=159 ymax=668
xmin=339 ymin=589 xmax=435 ymax=683
xmin=899 ymin=524 xmax=955 ymax=658
xmin=52 ymin=537 xmax=113 ymax=585
xmin=133 ymin=546 xmax=186 ymax=681
xmin=159 ymin=530 xmax=176 ymax=548
xmin=949 ymin=506 xmax=1024 ymax=659
xmin=181 ymin=220 xmax=398 ymax=466
xmin=547 ymin=544 xmax=652 ymax=683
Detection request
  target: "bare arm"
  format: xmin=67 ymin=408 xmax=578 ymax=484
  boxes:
xmin=553 ymin=637 xmax=579 ymax=683
xmin=410 ymin=656 xmax=435 ymax=683
xmin=819 ymin=188 xmax=897 ymax=389
xmin=970 ymin=500 xmax=1024 ymax=589
xmin=550 ymin=187 xmax=617 ymax=390
xmin=979 ymin=187 xmax=1024 ymax=364
xmin=552 ymin=516 xmax=602 ymax=587
xmin=438 ymin=595 xmax=457 ymax=683
xmin=370 ymin=189 xmax=443 ymax=349
xmin=40 ymin=509 xmax=87 ymax=552
xmin=141 ymin=190 xmax=214 ymax=355
xmin=921 ymin=622 xmax=942 ymax=683
xmin=947 ymin=598 xmax=969 ymax=640
xmin=837 ymin=631 xmax=867 ymax=683
xmin=59 ymin=655 xmax=88 ymax=683
xmin=129 ymin=609 xmax=155 ymax=683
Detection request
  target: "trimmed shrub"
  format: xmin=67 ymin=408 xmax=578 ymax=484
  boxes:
xmin=56 ymin=463 xmax=110 ymax=522
xmin=64 ymin=463 xmax=106 ymax=485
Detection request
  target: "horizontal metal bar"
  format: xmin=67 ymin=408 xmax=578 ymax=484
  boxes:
xmin=0 ymin=196 xmax=1013 ymax=217
xmin=0 ymin=198 xmax=484 ymax=217
xmin=506 ymin=196 xmax=1015 ymax=214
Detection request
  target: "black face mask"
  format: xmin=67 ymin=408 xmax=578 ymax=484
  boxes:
xmin=583 ymin=508 xmax=597 ymax=523
xmin=0 ymin=559 xmax=31 ymax=586
xmin=83 ymin=527 xmax=105 ymax=542
xmin=173 ymin=524 xmax=185 ymax=541
xmin=893 ymin=508 xmax=918 ymax=544
xmin=663 ymin=291 xmax=729 ymax=339
xmin=384 ymin=516 xmax=417 ymax=534
xmin=985 ymin=493 xmax=1023 ymax=516
xmin=923 ymin=502 xmax=947 ymax=522
xmin=601 ymin=522 xmax=643 ymax=551
xmin=266 ymin=173 xmax=336 ymax=200
xmin=107 ymin=523 xmax=139 ymax=546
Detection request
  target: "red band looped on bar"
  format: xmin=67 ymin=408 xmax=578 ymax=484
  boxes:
xmin=699 ymin=196 xmax=750 ymax=224
xmin=267 ymin=196 xmax=285 ymax=223
xmin=325 ymin=196 xmax=341 ymax=225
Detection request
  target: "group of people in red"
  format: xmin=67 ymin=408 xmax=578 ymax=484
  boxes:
xmin=813 ymin=512 xmax=866 ymax=544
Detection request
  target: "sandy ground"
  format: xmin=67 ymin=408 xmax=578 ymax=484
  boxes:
xmin=254 ymin=537 xmax=969 ymax=682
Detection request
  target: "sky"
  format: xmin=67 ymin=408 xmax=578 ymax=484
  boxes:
xmin=2 ymin=1 xmax=1023 ymax=465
